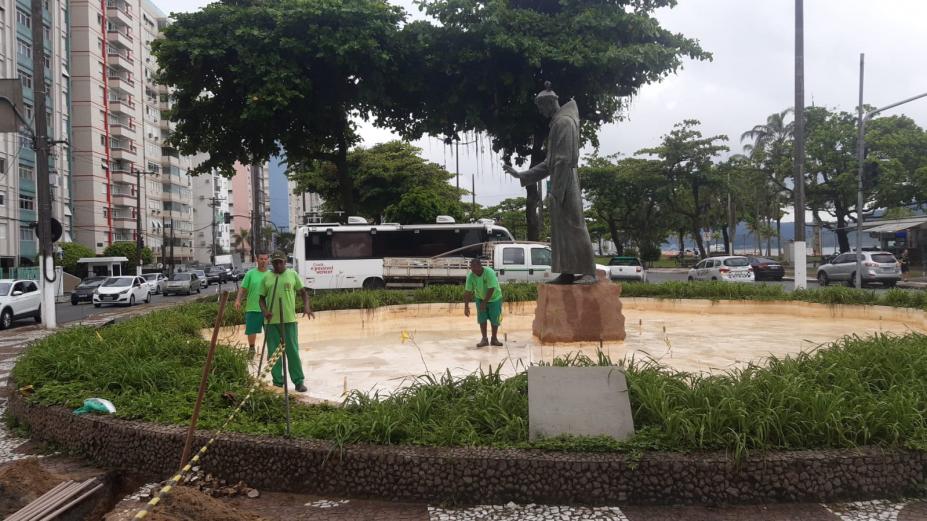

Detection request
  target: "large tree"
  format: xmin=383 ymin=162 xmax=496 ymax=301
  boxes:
xmin=639 ymin=120 xmax=729 ymax=258
xmin=579 ymin=155 xmax=671 ymax=256
xmin=153 ymin=0 xmax=404 ymax=214
xmin=382 ymin=0 xmax=710 ymax=240
xmin=290 ymin=141 xmax=466 ymax=222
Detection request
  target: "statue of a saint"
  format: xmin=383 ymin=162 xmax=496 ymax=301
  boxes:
xmin=504 ymin=82 xmax=597 ymax=284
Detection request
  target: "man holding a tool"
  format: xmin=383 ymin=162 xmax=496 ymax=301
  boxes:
xmin=259 ymin=251 xmax=314 ymax=392
xmin=234 ymin=251 xmax=270 ymax=356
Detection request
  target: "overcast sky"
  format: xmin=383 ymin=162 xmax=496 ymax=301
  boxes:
xmin=157 ymin=0 xmax=927 ymax=210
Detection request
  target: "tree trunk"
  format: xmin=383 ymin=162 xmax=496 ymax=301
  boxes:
xmin=721 ymin=226 xmax=731 ymax=255
xmin=335 ymin=130 xmax=353 ymax=216
xmin=524 ymin=129 xmax=547 ymax=241
xmin=766 ymin=218 xmax=772 ymax=257
xmin=605 ymin=218 xmax=622 ymax=256
xmin=776 ymin=218 xmax=782 ymax=257
xmin=836 ymin=215 xmax=851 ymax=252
xmin=678 ymin=230 xmax=685 ymax=256
xmin=692 ymin=225 xmax=707 ymax=258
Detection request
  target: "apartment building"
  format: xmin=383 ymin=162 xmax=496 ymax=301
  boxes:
xmin=191 ymin=168 xmax=230 ymax=265
xmin=0 ymin=0 xmax=74 ymax=268
xmin=226 ymin=162 xmax=270 ymax=261
xmin=70 ymin=0 xmax=195 ymax=265
xmin=288 ymin=179 xmax=323 ymax=229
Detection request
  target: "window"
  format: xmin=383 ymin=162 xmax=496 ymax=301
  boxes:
xmin=0 ymin=156 xmax=5 ymax=174
xmin=17 ymin=39 xmax=32 ymax=59
xmin=16 ymin=8 xmax=31 ymax=28
xmin=502 ymin=247 xmax=525 ymax=265
xmin=530 ymin=247 xmax=552 ymax=267
xmin=19 ymin=165 xmax=33 ymax=181
xmin=0 ymin=191 xmax=5 ymax=206
xmin=20 ymin=194 xmax=35 ymax=211
xmin=19 ymin=70 xmax=32 ymax=89
xmin=723 ymin=257 xmax=750 ymax=267
xmin=20 ymin=225 xmax=33 ymax=241
xmin=0 ymin=224 xmax=6 ymax=240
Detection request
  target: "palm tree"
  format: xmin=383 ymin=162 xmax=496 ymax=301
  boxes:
xmin=231 ymin=229 xmax=251 ymax=261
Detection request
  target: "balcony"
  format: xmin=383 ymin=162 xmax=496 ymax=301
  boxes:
xmin=108 ymin=73 xmax=135 ymax=91
xmin=106 ymin=1 xmax=133 ymax=23
xmin=112 ymin=211 xmax=136 ymax=223
xmin=107 ymin=50 xmax=134 ymax=70
xmin=109 ymin=97 xmax=137 ymax=111
xmin=110 ymin=121 xmax=137 ymax=139
xmin=112 ymin=193 xmax=135 ymax=207
xmin=107 ymin=28 xmax=134 ymax=49
xmin=110 ymin=143 xmax=138 ymax=161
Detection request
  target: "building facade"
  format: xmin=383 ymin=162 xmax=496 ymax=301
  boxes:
xmin=190 ymin=167 xmax=230 ymax=265
xmin=288 ymin=180 xmax=322 ymax=229
xmin=227 ymin=161 xmax=269 ymax=261
xmin=0 ymin=0 xmax=74 ymax=268
xmin=69 ymin=0 xmax=195 ymax=266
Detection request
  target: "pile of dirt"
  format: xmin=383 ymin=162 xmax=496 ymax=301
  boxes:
xmin=0 ymin=458 xmax=66 ymax=517
xmin=135 ymin=486 xmax=268 ymax=521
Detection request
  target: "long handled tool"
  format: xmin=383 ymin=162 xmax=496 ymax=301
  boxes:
xmin=278 ymin=296 xmax=291 ymax=437
xmin=256 ymin=275 xmax=282 ymax=375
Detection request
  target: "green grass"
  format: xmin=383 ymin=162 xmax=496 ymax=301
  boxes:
xmin=12 ymin=281 xmax=927 ymax=457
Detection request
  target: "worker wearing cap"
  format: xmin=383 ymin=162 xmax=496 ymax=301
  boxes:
xmin=259 ymin=251 xmax=314 ymax=393
xmin=463 ymin=258 xmax=504 ymax=347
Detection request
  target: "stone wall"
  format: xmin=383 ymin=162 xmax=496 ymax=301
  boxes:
xmin=9 ymin=393 xmax=926 ymax=506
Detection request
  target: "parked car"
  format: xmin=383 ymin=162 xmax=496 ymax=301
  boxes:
xmin=747 ymin=257 xmax=785 ymax=281
xmin=0 ymin=279 xmax=42 ymax=330
xmin=606 ymin=256 xmax=648 ymax=282
xmin=205 ymin=266 xmax=228 ymax=285
xmin=164 ymin=272 xmax=203 ymax=296
xmin=687 ymin=256 xmax=755 ymax=283
xmin=192 ymin=269 xmax=209 ymax=285
xmin=230 ymin=267 xmax=247 ymax=281
xmin=93 ymin=276 xmax=151 ymax=307
xmin=71 ymin=276 xmax=107 ymax=305
xmin=816 ymin=251 xmax=900 ymax=287
xmin=143 ymin=273 xmax=167 ymax=295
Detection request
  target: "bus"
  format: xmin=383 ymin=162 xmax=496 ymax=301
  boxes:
xmin=292 ymin=219 xmax=515 ymax=290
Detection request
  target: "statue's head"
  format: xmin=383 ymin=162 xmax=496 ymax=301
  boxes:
xmin=534 ymin=81 xmax=560 ymax=118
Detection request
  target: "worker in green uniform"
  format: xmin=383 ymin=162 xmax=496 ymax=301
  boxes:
xmin=259 ymin=251 xmax=314 ymax=392
xmin=234 ymin=252 xmax=269 ymax=356
xmin=463 ymin=258 xmax=504 ymax=347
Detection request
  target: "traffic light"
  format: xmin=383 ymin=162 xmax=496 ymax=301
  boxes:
xmin=224 ymin=212 xmax=231 ymax=224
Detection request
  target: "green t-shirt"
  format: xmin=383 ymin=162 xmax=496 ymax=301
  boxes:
xmin=465 ymin=267 xmax=503 ymax=302
xmin=240 ymin=268 xmax=269 ymax=313
xmin=259 ymin=269 xmax=304 ymax=324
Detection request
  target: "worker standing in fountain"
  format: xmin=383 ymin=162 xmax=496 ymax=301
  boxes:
xmin=234 ymin=251 xmax=269 ymax=356
xmin=259 ymin=251 xmax=314 ymax=393
xmin=463 ymin=258 xmax=504 ymax=348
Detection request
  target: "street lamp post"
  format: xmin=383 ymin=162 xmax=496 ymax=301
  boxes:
xmin=853 ymin=53 xmax=927 ymax=288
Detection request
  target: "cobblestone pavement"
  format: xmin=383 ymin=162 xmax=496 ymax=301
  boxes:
xmin=1 ymin=312 xmax=926 ymax=520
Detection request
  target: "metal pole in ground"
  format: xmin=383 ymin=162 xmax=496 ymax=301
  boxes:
xmin=278 ymin=297 xmax=291 ymax=437
xmin=181 ymin=291 xmax=230 ymax=467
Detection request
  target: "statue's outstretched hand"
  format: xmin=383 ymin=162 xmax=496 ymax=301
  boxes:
xmin=503 ymin=164 xmax=520 ymax=178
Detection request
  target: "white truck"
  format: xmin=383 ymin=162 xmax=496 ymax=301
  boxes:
xmin=381 ymin=242 xmax=556 ymax=286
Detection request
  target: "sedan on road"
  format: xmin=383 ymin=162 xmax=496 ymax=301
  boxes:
xmin=143 ymin=273 xmax=167 ymax=295
xmin=816 ymin=251 xmax=900 ymax=287
xmin=688 ymin=256 xmax=755 ymax=283
xmin=71 ymin=276 xmax=107 ymax=305
xmin=193 ymin=269 xmax=209 ymax=286
xmin=93 ymin=276 xmax=151 ymax=307
xmin=747 ymin=257 xmax=785 ymax=281
xmin=607 ymin=256 xmax=648 ymax=282
xmin=0 ymin=279 xmax=42 ymax=330
xmin=163 ymin=273 xmax=203 ymax=296
xmin=205 ymin=266 xmax=228 ymax=285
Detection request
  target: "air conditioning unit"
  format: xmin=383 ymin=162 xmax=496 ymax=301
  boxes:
xmin=436 ymin=215 xmax=456 ymax=224
xmin=347 ymin=216 xmax=367 ymax=225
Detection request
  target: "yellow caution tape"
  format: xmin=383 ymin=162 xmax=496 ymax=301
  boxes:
xmin=132 ymin=343 xmax=288 ymax=519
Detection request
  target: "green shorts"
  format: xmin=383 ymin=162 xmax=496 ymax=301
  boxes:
xmin=244 ymin=311 xmax=265 ymax=335
xmin=476 ymin=299 xmax=503 ymax=326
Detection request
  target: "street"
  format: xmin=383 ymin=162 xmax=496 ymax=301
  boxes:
xmin=2 ymin=280 xmax=243 ymax=332
xmin=644 ymin=269 xmax=913 ymax=293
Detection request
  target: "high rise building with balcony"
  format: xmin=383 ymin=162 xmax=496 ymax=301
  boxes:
xmin=0 ymin=0 xmax=74 ymax=269
xmin=70 ymin=0 xmax=195 ymax=265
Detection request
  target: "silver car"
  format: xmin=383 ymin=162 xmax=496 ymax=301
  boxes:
xmin=143 ymin=273 xmax=167 ymax=294
xmin=816 ymin=251 xmax=900 ymax=287
xmin=163 ymin=273 xmax=203 ymax=296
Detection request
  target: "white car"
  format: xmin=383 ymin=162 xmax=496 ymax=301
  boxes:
xmin=0 ymin=279 xmax=42 ymax=330
xmin=93 ymin=276 xmax=151 ymax=307
xmin=606 ymin=256 xmax=648 ymax=282
xmin=688 ymin=256 xmax=755 ymax=283
xmin=143 ymin=273 xmax=167 ymax=294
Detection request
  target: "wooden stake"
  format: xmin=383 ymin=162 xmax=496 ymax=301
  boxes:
xmin=180 ymin=291 xmax=229 ymax=468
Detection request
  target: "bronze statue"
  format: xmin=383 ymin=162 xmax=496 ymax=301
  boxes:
xmin=504 ymin=82 xmax=596 ymax=284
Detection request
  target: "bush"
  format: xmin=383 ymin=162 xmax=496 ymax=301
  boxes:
xmin=13 ymin=281 xmax=927 ymax=456
xmin=58 ymin=242 xmax=95 ymax=275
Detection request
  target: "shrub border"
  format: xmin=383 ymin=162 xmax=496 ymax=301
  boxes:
xmin=9 ymin=392 xmax=926 ymax=506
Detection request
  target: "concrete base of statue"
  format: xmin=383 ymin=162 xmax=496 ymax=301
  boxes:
xmin=532 ymin=274 xmax=626 ymax=344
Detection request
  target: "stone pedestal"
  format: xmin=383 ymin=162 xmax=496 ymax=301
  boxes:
xmin=532 ymin=279 xmax=626 ymax=343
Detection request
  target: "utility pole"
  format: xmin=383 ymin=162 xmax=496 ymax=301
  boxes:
xmin=250 ymin=164 xmax=261 ymax=260
xmin=32 ymin=0 xmax=56 ymax=328
xmin=792 ymin=0 xmax=808 ymax=289
xmin=208 ymin=195 xmax=224 ymax=265
xmin=170 ymin=218 xmax=175 ymax=275
xmin=134 ymin=167 xmax=155 ymax=275
xmin=727 ymin=171 xmax=736 ymax=254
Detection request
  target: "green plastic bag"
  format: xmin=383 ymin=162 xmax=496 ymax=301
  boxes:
xmin=73 ymin=398 xmax=116 ymax=415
